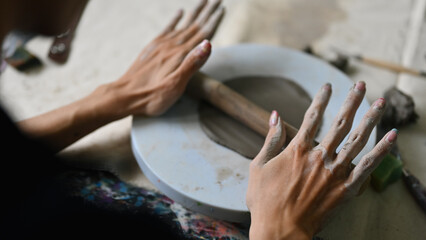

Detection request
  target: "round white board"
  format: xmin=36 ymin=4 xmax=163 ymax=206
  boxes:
xmin=131 ymin=44 xmax=376 ymax=222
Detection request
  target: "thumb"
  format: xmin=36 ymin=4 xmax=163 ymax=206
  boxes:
xmin=173 ymin=39 xmax=211 ymax=85
xmin=253 ymin=111 xmax=287 ymax=165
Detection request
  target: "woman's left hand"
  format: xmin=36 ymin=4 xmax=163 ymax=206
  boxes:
xmin=100 ymin=0 xmax=225 ymax=118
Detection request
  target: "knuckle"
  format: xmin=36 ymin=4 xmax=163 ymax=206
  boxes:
xmin=341 ymin=141 xmax=352 ymax=152
xmin=311 ymin=148 xmax=324 ymax=161
xmin=360 ymin=155 xmax=375 ymax=170
xmin=249 ymin=160 xmax=262 ymax=169
xmin=335 ymin=116 xmax=351 ymax=132
xmin=158 ymin=40 xmax=174 ymax=49
xmin=337 ymin=117 xmax=346 ymax=128
xmin=295 ymin=138 xmax=311 ymax=152
xmin=349 ymin=132 xmax=361 ymax=144
xmin=306 ymin=109 xmax=319 ymax=120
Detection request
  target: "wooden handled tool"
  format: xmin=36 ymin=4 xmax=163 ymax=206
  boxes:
xmin=186 ymin=72 xmax=299 ymax=140
xmin=402 ymin=168 xmax=426 ymax=214
xmin=354 ymin=55 xmax=426 ymax=78
xmin=332 ymin=46 xmax=426 ymax=78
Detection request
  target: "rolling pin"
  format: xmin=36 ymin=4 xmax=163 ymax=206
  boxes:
xmin=186 ymin=72 xmax=299 ymax=142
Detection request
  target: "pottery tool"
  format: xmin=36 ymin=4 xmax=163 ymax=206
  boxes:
xmin=402 ymin=168 xmax=426 ymax=214
xmin=332 ymin=48 xmax=426 ymax=78
xmin=187 ymin=72 xmax=299 ymax=142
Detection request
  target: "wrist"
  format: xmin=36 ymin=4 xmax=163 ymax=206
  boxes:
xmin=88 ymin=82 xmax=130 ymax=122
xmin=249 ymin=215 xmax=312 ymax=240
xmin=281 ymin=224 xmax=312 ymax=240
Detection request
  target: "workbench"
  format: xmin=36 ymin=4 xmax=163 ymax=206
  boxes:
xmin=1 ymin=0 xmax=425 ymax=239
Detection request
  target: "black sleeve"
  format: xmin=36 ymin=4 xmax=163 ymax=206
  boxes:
xmin=0 ymin=105 xmax=62 ymax=197
xmin=0 ymin=105 xmax=183 ymax=239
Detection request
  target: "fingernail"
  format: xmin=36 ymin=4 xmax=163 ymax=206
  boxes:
xmin=323 ymin=82 xmax=332 ymax=91
xmin=374 ymin=97 xmax=386 ymax=110
xmin=196 ymin=40 xmax=211 ymax=57
xmin=386 ymin=128 xmax=398 ymax=143
xmin=269 ymin=110 xmax=278 ymax=127
xmin=177 ymin=9 xmax=184 ymax=16
xmin=355 ymin=81 xmax=366 ymax=92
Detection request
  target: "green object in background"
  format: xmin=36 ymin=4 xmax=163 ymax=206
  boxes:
xmin=371 ymin=153 xmax=403 ymax=192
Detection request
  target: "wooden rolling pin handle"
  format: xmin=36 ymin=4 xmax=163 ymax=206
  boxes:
xmin=187 ymin=72 xmax=298 ymax=140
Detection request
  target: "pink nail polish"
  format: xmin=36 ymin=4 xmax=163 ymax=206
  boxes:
xmin=269 ymin=110 xmax=278 ymax=127
xmin=196 ymin=40 xmax=211 ymax=57
xmin=355 ymin=81 xmax=366 ymax=92
xmin=374 ymin=97 xmax=386 ymax=110
xmin=386 ymin=128 xmax=398 ymax=143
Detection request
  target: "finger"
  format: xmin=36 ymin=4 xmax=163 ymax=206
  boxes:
xmin=186 ymin=6 xmax=225 ymax=46
xmin=169 ymin=39 xmax=211 ymax=88
xmin=196 ymin=0 xmax=222 ymax=25
xmin=159 ymin=9 xmax=184 ymax=36
xmin=252 ymin=111 xmax=286 ymax=166
xmin=296 ymin=83 xmax=332 ymax=145
xmin=175 ymin=1 xmax=224 ymax=45
xmin=321 ymin=81 xmax=366 ymax=153
xmin=335 ymin=97 xmax=386 ymax=166
xmin=200 ymin=5 xmax=225 ymax=40
xmin=182 ymin=0 xmax=208 ymax=28
xmin=344 ymin=128 xmax=398 ymax=195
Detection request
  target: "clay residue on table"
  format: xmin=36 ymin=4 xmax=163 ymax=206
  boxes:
xmin=199 ymin=76 xmax=313 ymax=159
